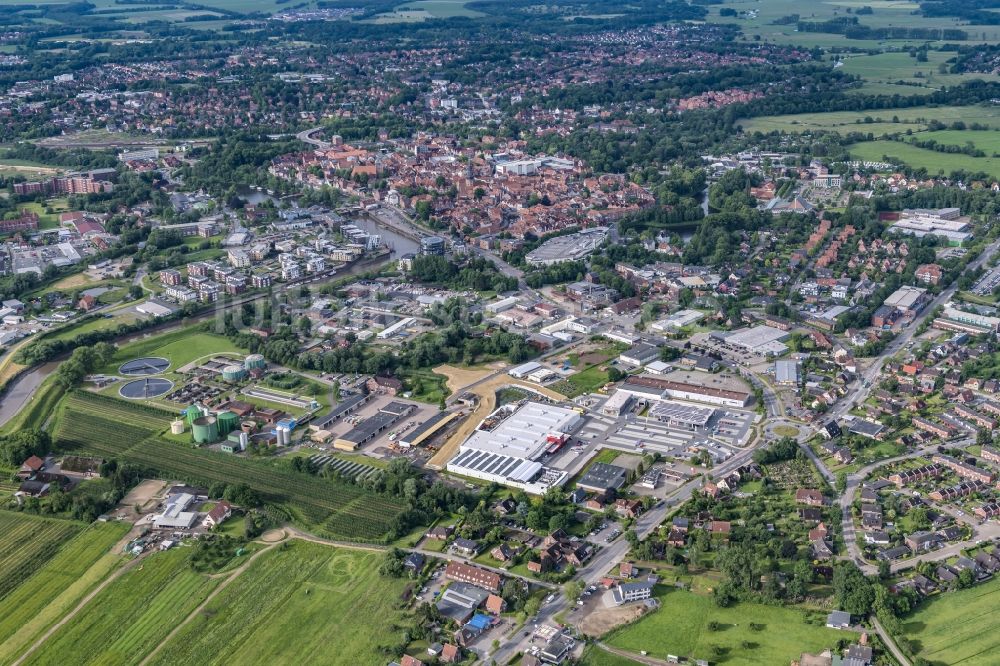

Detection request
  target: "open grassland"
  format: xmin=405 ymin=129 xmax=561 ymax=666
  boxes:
xmin=23 ymin=547 xmax=219 ymax=666
xmin=741 ymin=104 xmax=1000 ymax=135
xmin=849 ymin=140 xmax=1000 ymax=177
xmin=102 ymin=328 xmax=242 ymax=374
xmin=840 ymin=51 xmax=1000 ymax=89
xmin=900 ymin=575 xmax=1000 ymax=665
xmin=0 ymin=521 xmax=129 ymax=663
xmin=55 ymin=392 xmax=404 ymax=541
xmin=705 ymin=0 xmax=1000 ymax=47
xmin=606 ymin=588 xmax=843 ymax=665
xmin=917 ymin=129 xmax=1000 ymax=153
xmin=148 ymin=542 xmax=411 ymax=666
xmin=371 ymin=0 xmax=483 ymax=22
xmin=0 ymin=513 xmax=83 ymax=601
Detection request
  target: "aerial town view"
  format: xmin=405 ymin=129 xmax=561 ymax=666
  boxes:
xmin=6 ymin=0 xmax=1000 ymax=664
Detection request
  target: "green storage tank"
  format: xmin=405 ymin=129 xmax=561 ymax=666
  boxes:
xmin=216 ymin=410 xmax=238 ymax=436
xmin=192 ymin=415 xmax=219 ymax=444
xmin=221 ymin=364 xmax=248 ymax=383
xmin=244 ymin=353 xmax=266 ymax=371
xmin=184 ymin=404 xmax=204 ymax=425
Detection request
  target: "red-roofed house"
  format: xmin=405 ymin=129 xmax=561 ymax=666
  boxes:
xmin=485 ymin=594 xmax=506 ymax=615
xmin=203 ymin=500 xmax=232 ymax=528
xmin=440 ymin=644 xmax=460 ymax=663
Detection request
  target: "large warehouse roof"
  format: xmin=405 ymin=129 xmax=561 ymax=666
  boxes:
xmin=462 ymin=402 xmax=582 ymax=461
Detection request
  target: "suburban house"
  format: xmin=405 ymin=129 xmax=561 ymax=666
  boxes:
xmin=203 ymin=500 xmax=232 ymax=528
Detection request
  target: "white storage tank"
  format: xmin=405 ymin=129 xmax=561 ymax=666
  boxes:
xmin=170 ymin=419 xmax=185 ymax=435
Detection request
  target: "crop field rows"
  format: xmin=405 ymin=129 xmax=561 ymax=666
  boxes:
xmin=146 ymin=542 xmax=410 ymax=666
xmin=53 ymin=392 xmax=403 ymax=541
xmin=0 ymin=514 xmax=82 ymax=601
xmin=0 ymin=521 xmax=129 ymax=661
xmin=22 ymin=547 xmax=219 ymax=666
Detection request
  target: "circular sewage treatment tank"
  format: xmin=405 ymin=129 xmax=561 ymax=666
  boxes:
xmin=119 ymin=378 xmax=173 ymax=399
xmin=118 ymin=357 xmax=170 ymax=376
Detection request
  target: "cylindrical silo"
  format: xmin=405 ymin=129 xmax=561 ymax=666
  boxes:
xmin=170 ymin=419 xmax=185 ymax=435
xmin=192 ymin=415 xmax=219 ymax=444
xmin=221 ymin=364 xmax=248 ymax=383
xmin=244 ymin=354 xmax=266 ymax=371
xmin=216 ymin=410 xmax=238 ymax=436
xmin=239 ymin=431 xmax=249 ymax=451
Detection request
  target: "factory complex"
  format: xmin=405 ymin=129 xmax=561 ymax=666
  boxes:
xmin=447 ymin=402 xmax=583 ymax=492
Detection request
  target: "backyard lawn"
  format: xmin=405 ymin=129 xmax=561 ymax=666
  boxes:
xmin=606 ymin=588 xmax=843 ymax=665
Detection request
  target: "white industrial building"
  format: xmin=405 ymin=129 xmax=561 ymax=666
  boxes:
xmin=152 ymin=493 xmax=198 ymax=529
xmin=717 ymin=325 xmax=790 ymax=356
xmin=509 ymin=361 xmax=542 ymax=379
xmin=447 ymin=401 xmax=582 ymax=493
xmin=377 ymin=317 xmax=415 ymax=339
xmin=650 ymin=309 xmax=706 ymax=332
xmin=774 ymin=359 xmax=800 ymax=386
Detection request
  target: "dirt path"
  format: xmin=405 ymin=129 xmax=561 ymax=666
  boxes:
xmin=595 ymin=643 xmax=673 ymax=666
xmin=138 ymin=543 xmax=278 ymax=666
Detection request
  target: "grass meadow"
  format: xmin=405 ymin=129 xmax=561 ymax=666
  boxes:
xmin=148 ymin=541 xmax=412 ymax=666
xmin=900 ymin=575 xmax=1000 ymax=665
xmin=606 ymin=587 xmax=843 ymax=665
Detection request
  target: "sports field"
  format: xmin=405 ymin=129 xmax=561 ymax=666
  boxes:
xmin=606 ymin=588 xmax=843 ymax=665
xmin=147 ymin=541 xmax=411 ymax=666
xmin=900 ymin=575 xmax=1000 ymax=665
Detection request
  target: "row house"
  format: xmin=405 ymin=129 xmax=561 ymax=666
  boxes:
xmin=952 ymin=404 xmax=997 ymax=430
xmin=888 ymin=463 xmax=943 ymax=488
xmin=929 ymin=480 xmax=985 ymax=502
xmin=932 ymin=454 xmax=995 ymax=484
xmin=912 ymin=416 xmax=955 ymax=439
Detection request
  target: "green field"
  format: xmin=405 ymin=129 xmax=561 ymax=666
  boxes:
xmin=0 ymin=521 xmax=129 ymax=663
xmin=0 ymin=513 xmax=83 ymax=601
xmin=900 ymin=575 xmax=1000 ymax=664
xmin=580 ymin=646 xmax=644 ymax=666
xmin=705 ymin=0 xmax=1000 ymax=47
xmin=103 ymin=329 xmax=243 ymax=375
xmin=550 ymin=364 xmax=610 ymax=398
xmin=741 ymin=104 xmax=1000 ymax=136
xmin=606 ymin=588 xmax=844 ymax=665
xmin=23 ymin=547 xmax=220 ymax=666
xmin=148 ymin=541 xmax=412 ymax=666
xmin=840 ymin=51 xmax=1000 ymax=89
xmin=918 ymin=129 xmax=1000 ymax=153
xmin=55 ymin=391 xmax=406 ymax=542
xmin=371 ymin=0 xmax=483 ymax=22
xmin=849 ymin=140 xmax=1000 ymax=177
